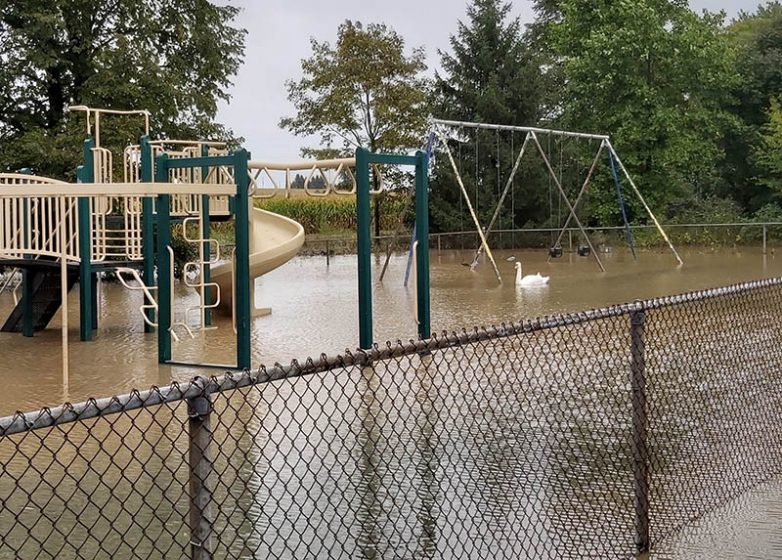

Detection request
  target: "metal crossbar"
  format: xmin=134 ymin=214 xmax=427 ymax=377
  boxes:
xmin=1 ymin=277 xmax=782 ymax=559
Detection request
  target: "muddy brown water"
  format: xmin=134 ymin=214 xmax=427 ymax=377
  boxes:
xmin=1 ymin=246 xmax=781 ymax=558
xmin=0 ymin=247 xmax=778 ymax=414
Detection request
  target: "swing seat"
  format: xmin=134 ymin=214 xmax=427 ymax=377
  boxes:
xmin=577 ymin=245 xmax=591 ymax=257
xmin=549 ymin=246 xmax=563 ymax=258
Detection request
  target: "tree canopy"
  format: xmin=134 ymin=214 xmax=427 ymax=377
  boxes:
xmin=0 ymin=0 xmax=245 ymax=178
xmin=429 ymin=0 xmax=548 ymax=233
xmin=552 ymin=0 xmax=739 ymax=223
xmin=280 ymin=20 xmax=428 ymax=157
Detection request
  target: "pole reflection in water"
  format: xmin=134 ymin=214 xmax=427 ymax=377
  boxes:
xmin=414 ymin=353 xmax=439 ymax=559
xmin=356 ymin=364 xmax=385 ymax=559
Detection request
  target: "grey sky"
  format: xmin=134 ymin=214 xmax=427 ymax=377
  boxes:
xmin=216 ymin=0 xmax=760 ymax=161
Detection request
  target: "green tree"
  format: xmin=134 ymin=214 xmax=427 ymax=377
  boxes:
xmin=430 ymin=0 xmax=547 ymax=233
xmin=0 ymin=0 xmax=245 ymax=178
xmin=755 ymin=96 xmax=782 ymax=192
xmin=280 ymin=20 xmax=429 ymax=157
xmin=553 ymin=0 xmax=739 ymax=224
xmin=725 ymin=2 xmax=782 ymax=211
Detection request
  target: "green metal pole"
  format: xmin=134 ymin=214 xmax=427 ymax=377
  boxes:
xmin=415 ymin=150 xmax=431 ymax=340
xmin=21 ymin=269 xmax=33 ymax=337
xmin=77 ymin=146 xmax=94 ymax=341
xmin=356 ymin=147 xmax=373 ymax=350
xmin=233 ymin=149 xmax=252 ymax=369
xmin=90 ymin=272 xmax=98 ymax=331
xmin=156 ymin=154 xmax=172 ymax=363
xmin=140 ymin=136 xmax=155 ymax=332
xmin=201 ymin=144 xmax=212 ymax=327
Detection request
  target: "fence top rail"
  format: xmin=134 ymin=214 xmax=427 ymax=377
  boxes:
xmin=427 ymin=223 xmax=782 ymax=235
xmin=0 ymin=182 xmax=236 ymax=197
xmin=1 ymin=276 xmax=780 ymax=437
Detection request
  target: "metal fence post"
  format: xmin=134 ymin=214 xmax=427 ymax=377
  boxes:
xmin=187 ymin=383 xmax=214 ymax=560
xmin=630 ymin=308 xmax=650 ymax=553
xmin=763 ymin=225 xmax=768 ymax=255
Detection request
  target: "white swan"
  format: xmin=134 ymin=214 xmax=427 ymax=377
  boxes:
xmin=515 ymin=262 xmax=549 ymax=287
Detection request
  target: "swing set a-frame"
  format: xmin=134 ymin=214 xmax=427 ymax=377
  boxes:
xmin=429 ymin=119 xmax=683 ymax=284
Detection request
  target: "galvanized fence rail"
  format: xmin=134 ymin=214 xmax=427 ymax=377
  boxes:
xmin=2 ymin=278 xmax=782 ymax=558
xmin=300 ymin=222 xmax=782 ymax=258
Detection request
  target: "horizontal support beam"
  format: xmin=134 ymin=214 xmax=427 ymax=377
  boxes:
xmin=147 ymin=140 xmax=227 ymax=148
xmin=0 ymin=182 xmax=236 ymax=197
xmin=67 ymin=105 xmax=151 ymax=117
xmin=366 ymin=153 xmax=418 ymax=166
xmin=164 ymin=155 xmax=236 ymax=170
xmin=249 ymin=157 xmax=356 ymax=171
xmin=431 ymin=118 xmax=610 ymax=141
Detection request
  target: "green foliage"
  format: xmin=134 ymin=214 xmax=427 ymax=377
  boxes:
xmin=280 ymin=20 xmax=429 ymax=156
xmin=430 ymin=0 xmax=548 ymax=233
xmin=552 ymin=0 xmax=739 ymax=222
xmin=0 ymin=0 xmax=245 ymax=178
xmin=257 ymin=197 xmax=408 ymax=235
xmin=170 ymin=228 xmax=199 ymax=280
xmin=754 ymin=96 xmax=782 ymax=193
xmin=753 ymin=201 xmax=782 ymax=222
xmin=726 ymin=3 xmax=782 ymax=210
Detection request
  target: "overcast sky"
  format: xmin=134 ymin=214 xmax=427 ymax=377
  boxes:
xmin=216 ymin=0 xmax=761 ymax=161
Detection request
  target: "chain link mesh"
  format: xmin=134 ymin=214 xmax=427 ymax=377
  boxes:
xmin=1 ymin=278 xmax=782 ymax=559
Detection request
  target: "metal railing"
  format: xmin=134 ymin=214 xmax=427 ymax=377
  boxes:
xmin=1 ymin=278 xmax=782 ymax=558
xmin=295 ymin=222 xmax=782 ymax=259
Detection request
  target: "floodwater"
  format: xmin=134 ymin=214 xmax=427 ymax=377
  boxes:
xmin=0 ymin=246 xmax=779 ymax=414
xmin=1 ymin=246 xmax=782 ymax=558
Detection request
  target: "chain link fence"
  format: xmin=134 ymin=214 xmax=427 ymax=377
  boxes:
xmin=2 ymin=278 xmax=782 ymax=559
xmin=299 ymin=222 xmax=782 ymax=258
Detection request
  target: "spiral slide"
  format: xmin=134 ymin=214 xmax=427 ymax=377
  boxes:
xmin=210 ymin=207 xmax=305 ymax=315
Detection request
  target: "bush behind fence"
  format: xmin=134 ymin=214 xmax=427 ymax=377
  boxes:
xmin=2 ymin=279 xmax=782 ymax=558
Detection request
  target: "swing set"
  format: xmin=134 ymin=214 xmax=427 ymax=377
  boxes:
xmin=428 ymin=119 xmax=683 ymax=284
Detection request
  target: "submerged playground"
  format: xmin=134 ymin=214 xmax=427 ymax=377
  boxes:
xmin=1 ymin=107 xmax=782 ymax=558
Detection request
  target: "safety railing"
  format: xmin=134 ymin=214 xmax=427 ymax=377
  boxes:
xmin=0 ymin=179 xmax=236 ymax=265
xmin=124 ymin=143 xmax=233 ymax=218
xmin=1 ymin=278 xmax=782 ymax=558
xmin=0 ymin=174 xmax=81 ymax=262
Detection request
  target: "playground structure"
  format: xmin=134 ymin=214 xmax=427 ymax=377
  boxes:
xmin=428 ymin=119 xmax=683 ymax=284
xmin=0 ymin=106 xmax=432 ymax=375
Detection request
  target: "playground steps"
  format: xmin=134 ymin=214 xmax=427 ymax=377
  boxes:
xmin=1 ymin=267 xmax=79 ymax=333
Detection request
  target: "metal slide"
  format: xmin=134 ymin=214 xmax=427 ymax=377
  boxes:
xmin=210 ymin=207 xmax=304 ymax=313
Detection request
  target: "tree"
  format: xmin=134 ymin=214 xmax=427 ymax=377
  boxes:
xmin=724 ymin=2 xmax=782 ymax=211
xmin=429 ymin=0 xmax=547 ymax=233
xmin=552 ymin=0 xmax=739 ymax=224
xmin=755 ymin=96 xmax=782 ymax=193
xmin=280 ymin=20 xmax=429 ymax=157
xmin=0 ymin=0 xmax=245 ymax=178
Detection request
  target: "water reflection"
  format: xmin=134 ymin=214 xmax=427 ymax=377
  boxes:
xmin=356 ymin=365 xmax=385 ymax=559
xmin=414 ymin=354 xmax=438 ymax=560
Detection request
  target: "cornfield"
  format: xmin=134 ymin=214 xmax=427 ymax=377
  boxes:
xmin=256 ymin=196 xmax=409 ymax=234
